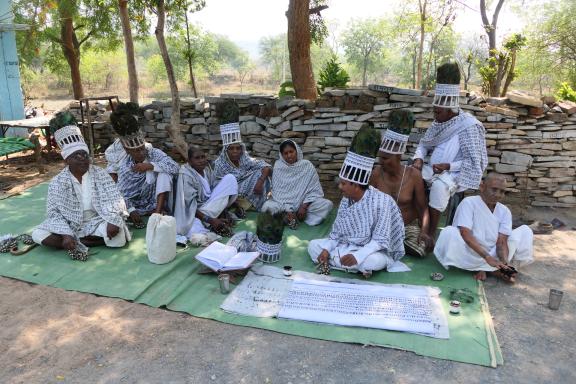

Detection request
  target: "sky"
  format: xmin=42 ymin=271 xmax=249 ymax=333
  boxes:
xmin=187 ymin=0 xmax=525 ymax=59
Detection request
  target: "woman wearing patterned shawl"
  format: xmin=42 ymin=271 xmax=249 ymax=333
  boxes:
xmin=262 ymin=139 xmax=332 ymax=229
xmin=213 ymin=122 xmax=272 ymax=212
xmin=32 ymin=112 xmax=131 ymax=260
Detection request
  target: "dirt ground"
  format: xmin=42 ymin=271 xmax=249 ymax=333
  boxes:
xmin=0 ymin=152 xmax=575 ymax=384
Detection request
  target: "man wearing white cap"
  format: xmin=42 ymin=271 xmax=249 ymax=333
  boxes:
xmin=32 ymin=112 xmax=131 ymax=260
xmin=412 ymin=62 xmax=488 ymax=237
xmin=308 ymin=125 xmax=405 ymax=277
xmin=371 ymin=109 xmax=432 ymax=257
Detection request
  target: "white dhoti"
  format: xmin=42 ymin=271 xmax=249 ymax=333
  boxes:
xmin=32 ymin=221 xmax=130 ymax=248
xmin=434 ymin=195 xmax=534 ymax=272
xmin=184 ymin=174 xmax=238 ymax=241
xmin=422 ymin=166 xmax=458 ymax=212
xmin=308 ymin=238 xmax=392 ymax=273
xmin=261 ymin=198 xmax=333 ymax=226
xmin=434 ymin=225 xmax=534 ymax=271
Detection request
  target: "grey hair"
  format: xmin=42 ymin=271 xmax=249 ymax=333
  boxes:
xmin=483 ymin=172 xmax=506 ymax=183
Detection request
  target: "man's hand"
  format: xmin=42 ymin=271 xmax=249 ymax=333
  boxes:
xmin=129 ymin=211 xmax=142 ymax=224
xmin=61 ymin=235 xmax=77 ymax=251
xmin=296 ymin=204 xmax=308 ymax=221
xmin=340 ymin=254 xmax=358 ymax=267
xmin=106 ymin=223 xmax=120 ymax=239
xmin=208 ymin=217 xmax=226 ymax=231
xmin=418 ymin=231 xmax=435 ymax=251
xmin=485 ymin=255 xmax=507 ymax=269
xmin=412 ymin=158 xmax=423 ymax=171
xmin=318 ymin=249 xmax=330 ymax=264
xmin=132 ymin=163 xmax=154 ymax=173
xmin=253 ymin=179 xmax=264 ymax=195
xmin=432 ymin=163 xmax=450 ymax=174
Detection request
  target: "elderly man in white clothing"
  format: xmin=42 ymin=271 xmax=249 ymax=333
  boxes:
xmin=434 ymin=173 xmax=534 ymax=283
xmin=308 ymin=126 xmax=405 ymax=278
xmin=412 ymin=62 xmax=488 ymax=238
xmin=32 ymin=112 xmax=131 ymax=261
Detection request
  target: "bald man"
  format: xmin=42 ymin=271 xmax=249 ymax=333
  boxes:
xmin=434 ymin=173 xmax=534 ymax=282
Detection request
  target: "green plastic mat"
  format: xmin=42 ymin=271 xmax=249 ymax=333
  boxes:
xmin=0 ymin=137 xmax=35 ymax=157
xmin=0 ymin=183 xmax=503 ymax=367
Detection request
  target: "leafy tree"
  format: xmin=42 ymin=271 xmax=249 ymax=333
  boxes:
xmin=478 ymin=33 xmax=526 ymax=96
xmin=14 ymin=0 xmax=124 ymax=99
xmin=230 ymin=51 xmax=255 ymax=93
xmin=317 ymin=55 xmax=350 ymax=91
xmin=341 ymin=19 xmax=387 ymax=86
xmin=529 ymin=0 xmax=576 ymax=88
xmin=259 ymin=34 xmax=289 ymax=84
xmin=454 ymin=34 xmax=485 ymax=90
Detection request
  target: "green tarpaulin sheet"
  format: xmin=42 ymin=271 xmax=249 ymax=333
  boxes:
xmin=0 ymin=183 xmax=502 ymax=367
xmin=0 ymin=137 xmax=35 ymax=157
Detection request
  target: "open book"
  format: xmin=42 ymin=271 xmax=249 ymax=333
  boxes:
xmin=195 ymin=241 xmax=259 ymax=272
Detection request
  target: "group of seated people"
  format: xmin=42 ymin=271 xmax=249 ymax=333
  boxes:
xmin=32 ymin=63 xmax=534 ymax=281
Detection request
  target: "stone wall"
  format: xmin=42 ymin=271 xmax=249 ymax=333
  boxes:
xmin=87 ymin=87 xmax=576 ymax=207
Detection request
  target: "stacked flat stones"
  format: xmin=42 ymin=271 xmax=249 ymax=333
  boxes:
xmin=69 ymin=88 xmax=576 ymax=208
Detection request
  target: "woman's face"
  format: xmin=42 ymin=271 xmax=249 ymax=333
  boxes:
xmin=188 ymin=150 xmax=207 ymax=172
xmin=227 ymin=144 xmax=243 ymax=163
xmin=281 ymin=145 xmax=297 ymax=165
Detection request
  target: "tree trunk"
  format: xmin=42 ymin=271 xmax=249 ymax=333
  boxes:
xmin=480 ymin=0 xmax=506 ymax=96
xmin=59 ymin=3 xmax=83 ymax=99
xmin=287 ymin=0 xmax=317 ymax=100
xmin=416 ymin=0 xmax=427 ymax=90
xmin=362 ymin=56 xmax=368 ymax=87
xmin=184 ymin=9 xmax=198 ymax=97
xmin=501 ymin=51 xmax=517 ymax=97
xmin=411 ymin=47 xmax=417 ymax=89
xmin=465 ymin=61 xmax=472 ymax=90
xmin=154 ymin=0 xmax=188 ymax=160
xmin=119 ymin=0 xmax=139 ymax=103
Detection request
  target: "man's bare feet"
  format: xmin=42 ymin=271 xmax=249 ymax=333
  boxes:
xmin=474 ymin=271 xmax=487 ymax=281
xmin=362 ymin=271 xmax=373 ymax=279
xmin=490 ymin=270 xmax=517 ymax=284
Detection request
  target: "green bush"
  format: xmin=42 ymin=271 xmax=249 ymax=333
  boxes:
xmin=555 ymin=82 xmax=576 ymax=102
xmin=317 ymin=55 xmax=350 ymax=92
xmin=278 ymin=81 xmax=296 ymax=98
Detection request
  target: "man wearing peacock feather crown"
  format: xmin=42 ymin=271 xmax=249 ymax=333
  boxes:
xmin=308 ymin=125 xmax=405 ymax=278
xmin=111 ymin=103 xmax=179 ymax=226
xmin=412 ymin=62 xmax=488 ymax=239
xmin=370 ymin=109 xmax=433 ymax=258
xmin=31 ymin=111 xmax=131 ymax=261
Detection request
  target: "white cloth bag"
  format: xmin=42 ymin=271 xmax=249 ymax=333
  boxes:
xmin=146 ymin=213 xmax=177 ymax=264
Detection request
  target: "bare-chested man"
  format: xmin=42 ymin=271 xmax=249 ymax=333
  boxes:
xmin=370 ymin=110 xmax=433 ymax=257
